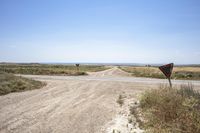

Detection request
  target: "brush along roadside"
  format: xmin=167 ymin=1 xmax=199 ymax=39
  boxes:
xmin=0 ymin=64 xmax=108 ymax=76
xmin=133 ymin=84 xmax=200 ymax=133
xmin=0 ymin=71 xmax=45 ymax=95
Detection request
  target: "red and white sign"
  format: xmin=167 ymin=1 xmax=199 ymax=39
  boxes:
xmin=159 ymin=63 xmax=174 ymax=78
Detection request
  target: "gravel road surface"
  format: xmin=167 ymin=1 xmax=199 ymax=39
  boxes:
xmin=1 ymin=67 xmax=200 ymax=133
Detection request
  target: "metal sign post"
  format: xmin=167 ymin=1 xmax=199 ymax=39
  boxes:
xmin=159 ymin=63 xmax=174 ymax=88
xmin=75 ymin=64 xmax=80 ymax=72
xmin=168 ymin=78 xmax=172 ymax=88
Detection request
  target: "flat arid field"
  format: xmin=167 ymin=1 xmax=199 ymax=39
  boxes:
xmin=0 ymin=67 xmax=200 ymax=133
xmin=120 ymin=66 xmax=200 ymax=80
xmin=0 ymin=64 xmax=109 ymax=76
xmin=1 ymin=0 xmax=200 ymax=132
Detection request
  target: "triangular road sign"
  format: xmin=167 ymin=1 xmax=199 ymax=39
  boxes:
xmin=159 ymin=63 xmax=174 ymax=78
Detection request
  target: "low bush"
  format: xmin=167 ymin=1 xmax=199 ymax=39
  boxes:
xmin=140 ymin=85 xmax=200 ymax=133
xmin=116 ymin=95 xmax=124 ymax=107
xmin=0 ymin=72 xmax=45 ymax=95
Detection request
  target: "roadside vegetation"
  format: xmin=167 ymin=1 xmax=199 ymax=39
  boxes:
xmin=116 ymin=94 xmax=124 ymax=107
xmin=0 ymin=71 xmax=45 ymax=95
xmin=120 ymin=66 xmax=200 ymax=80
xmin=138 ymin=84 xmax=200 ymax=133
xmin=0 ymin=63 xmax=108 ymax=76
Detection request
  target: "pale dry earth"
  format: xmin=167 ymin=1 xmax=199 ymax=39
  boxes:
xmin=0 ymin=67 xmax=200 ymax=133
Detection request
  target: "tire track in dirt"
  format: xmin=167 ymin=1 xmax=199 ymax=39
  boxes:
xmin=0 ymin=67 xmax=200 ymax=133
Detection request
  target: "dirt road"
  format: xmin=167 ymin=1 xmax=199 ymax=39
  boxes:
xmin=1 ymin=67 xmax=200 ymax=133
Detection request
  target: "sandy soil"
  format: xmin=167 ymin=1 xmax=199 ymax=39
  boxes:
xmin=88 ymin=67 xmax=131 ymax=77
xmin=0 ymin=67 xmax=200 ymax=133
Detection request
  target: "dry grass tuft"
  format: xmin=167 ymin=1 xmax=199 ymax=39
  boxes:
xmin=116 ymin=95 xmax=124 ymax=107
xmin=0 ymin=71 xmax=45 ymax=95
xmin=139 ymin=85 xmax=200 ymax=133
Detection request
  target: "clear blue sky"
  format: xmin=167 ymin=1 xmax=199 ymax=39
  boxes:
xmin=0 ymin=0 xmax=200 ymax=64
